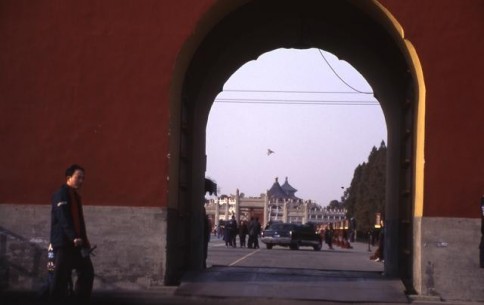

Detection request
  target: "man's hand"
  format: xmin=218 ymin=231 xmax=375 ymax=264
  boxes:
xmin=74 ymin=238 xmax=83 ymax=247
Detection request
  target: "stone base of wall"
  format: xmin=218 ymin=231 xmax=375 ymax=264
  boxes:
xmin=0 ymin=204 xmax=167 ymax=291
xmin=3 ymin=205 xmax=483 ymax=301
xmin=415 ymin=216 xmax=484 ymax=302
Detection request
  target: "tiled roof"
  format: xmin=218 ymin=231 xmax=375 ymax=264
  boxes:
xmin=268 ymin=177 xmax=300 ymax=201
xmin=268 ymin=177 xmax=287 ymax=200
xmin=281 ymin=177 xmax=297 ymax=193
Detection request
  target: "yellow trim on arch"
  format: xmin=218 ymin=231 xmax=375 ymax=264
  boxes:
xmin=369 ymin=0 xmax=426 ymax=218
xmin=405 ymin=40 xmax=426 ymax=218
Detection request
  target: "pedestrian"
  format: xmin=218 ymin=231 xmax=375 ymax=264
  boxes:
xmin=224 ymin=219 xmax=233 ymax=247
xmin=325 ymin=223 xmax=334 ymax=250
xmin=228 ymin=215 xmax=238 ymax=247
xmin=239 ymin=220 xmax=248 ymax=247
xmin=370 ymin=220 xmax=385 ymax=262
xmin=203 ymin=207 xmax=211 ymax=268
xmin=217 ymin=224 xmax=222 ymax=239
xmin=49 ymin=164 xmax=94 ymax=304
xmin=223 ymin=216 xmax=238 ymax=247
xmin=213 ymin=225 xmax=218 ymax=238
xmin=247 ymin=217 xmax=255 ymax=248
xmin=247 ymin=217 xmax=261 ymax=248
xmin=342 ymin=229 xmax=352 ymax=249
xmin=254 ymin=218 xmax=261 ymax=248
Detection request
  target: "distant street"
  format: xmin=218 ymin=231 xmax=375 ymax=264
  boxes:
xmin=207 ymin=236 xmax=383 ymax=273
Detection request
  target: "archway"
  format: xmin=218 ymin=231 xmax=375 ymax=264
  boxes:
xmin=167 ymin=0 xmax=425 ymax=293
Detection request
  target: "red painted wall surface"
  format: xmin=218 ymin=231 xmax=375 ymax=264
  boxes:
xmin=0 ymin=0 xmax=214 ymax=206
xmin=380 ymin=0 xmax=484 ymax=218
xmin=1 ymin=1 xmax=483 ymax=218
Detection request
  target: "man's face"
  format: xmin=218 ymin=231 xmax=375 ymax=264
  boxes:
xmin=67 ymin=169 xmax=85 ymax=189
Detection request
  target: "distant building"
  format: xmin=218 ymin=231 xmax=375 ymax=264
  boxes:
xmin=205 ymin=177 xmax=346 ymax=228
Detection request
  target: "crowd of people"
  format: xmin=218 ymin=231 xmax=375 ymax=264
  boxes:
xmin=207 ymin=215 xmax=387 ymax=264
xmin=210 ymin=217 xmax=360 ymax=251
xmin=212 ymin=216 xmax=262 ymax=249
xmin=316 ymin=223 xmax=354 ymax=250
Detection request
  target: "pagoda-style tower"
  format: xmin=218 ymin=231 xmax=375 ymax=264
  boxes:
xmin=267 ymin=177 xmax=301 ymax=201
xmin=267 ymin=177 xmax=288 ymax=202
xmin=281 ymin=177 xmax=299 ymax=199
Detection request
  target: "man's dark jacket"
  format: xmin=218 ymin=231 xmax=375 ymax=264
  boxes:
xmin=50 ymin=184 xmax=78 ymax=248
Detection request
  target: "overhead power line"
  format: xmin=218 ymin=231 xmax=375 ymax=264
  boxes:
xmin=223 ymin=89 xmax=374 ymax=95
xmin=215 ymin=89 xmax=379 ymax=106
xmin=317 ymin=49 xmax=372 ymax=94
xmin=214 ymin=98 xmax=379 ymax=106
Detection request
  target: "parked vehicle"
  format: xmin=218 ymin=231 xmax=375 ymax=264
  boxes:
xmin=261 ymin=222 xmax=322 ymax=251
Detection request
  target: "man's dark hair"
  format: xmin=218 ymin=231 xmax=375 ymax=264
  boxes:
xmin=65 ymin=164 xmax=85 ymax=177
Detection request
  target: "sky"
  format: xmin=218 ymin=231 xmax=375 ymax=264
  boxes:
xmin=205 ymin=48 xmax=387 ymax=207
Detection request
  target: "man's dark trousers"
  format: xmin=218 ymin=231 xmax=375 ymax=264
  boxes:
xmin=50 ymin=246 xmax=94 ymax=303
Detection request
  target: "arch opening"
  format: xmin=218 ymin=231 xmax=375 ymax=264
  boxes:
xmin=167 ymin=0 xmax=424 ymax=293
xmin=206 ymin=46 xmax=387 ymax=228
xmin=205 ymin=46 xmax=387 ymax=273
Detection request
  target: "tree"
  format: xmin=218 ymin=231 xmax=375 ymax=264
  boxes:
xmin=328 ymin=199 xmax=344 ymax=209
xmin=342 ymin=141 xmax=386 ymax=233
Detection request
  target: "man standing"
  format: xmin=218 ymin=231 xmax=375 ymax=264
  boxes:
xmin=238 ymin=220 xmax=248 ymax=247
xmin=49 ymin=164 xmax=94 ymax=303
xmin=227 ymin=215 xmax=238 ymax=248
xmin=248 ymin=217 xmax=260 ymax=249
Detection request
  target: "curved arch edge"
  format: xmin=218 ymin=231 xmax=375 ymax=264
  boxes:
xmin=369 ymin=0 xmax=426 ymax=218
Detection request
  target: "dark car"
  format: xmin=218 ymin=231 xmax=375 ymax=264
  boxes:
xmin=261 ymin=222 xmax=322 ymax=251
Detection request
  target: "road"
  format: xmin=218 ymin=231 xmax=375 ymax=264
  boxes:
xmin=207 ymin=235 xmax=384 ymax=272
xmin=174 ymin=236 xmax=408 ymax=303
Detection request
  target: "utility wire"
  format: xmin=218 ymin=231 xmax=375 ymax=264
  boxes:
xmin=214 ymin=98 xmax=379 ymax=106
xmin=215 ymin=90 xmax=378 ymax=106
xmin=215 ymin=49 xmax=376 ymax=105
xmin=223 ymin=89 xmax=374 ymax=95
xmin=317 ymin=49 xmax=372 ymax=94
xmin=216 ymin=98 xmax=377 ymax=103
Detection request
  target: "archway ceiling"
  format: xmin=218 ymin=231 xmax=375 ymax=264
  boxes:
xmin=184 ymin=0 xmax=409 ymax=123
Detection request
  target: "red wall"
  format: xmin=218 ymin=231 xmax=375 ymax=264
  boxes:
xmin=1 ymin=0 xmax=483 ymax=217
xmin=380 ymin=0 xmax=484 ymax=218
xmin=0 ymin=0 xmax=214 ymax=206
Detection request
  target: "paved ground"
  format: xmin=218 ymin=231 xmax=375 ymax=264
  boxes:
xmin=207 ymin=236 xmax=385 ymax=272
xmin=1 ymin=242 xmax=482 ymax=305
xmin=2 ymin=286 xmax=481 ymax=305
xmin=177 ymin=265 xmax=407 ymax=303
